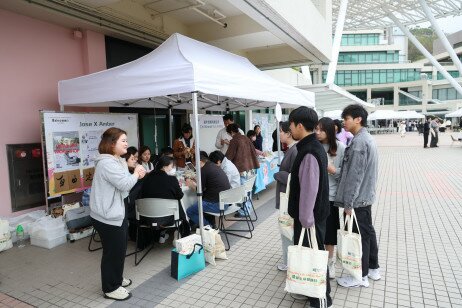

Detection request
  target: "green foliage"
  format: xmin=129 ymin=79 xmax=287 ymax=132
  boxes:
xmin=408 ymin=27 xmax=438 ymax=62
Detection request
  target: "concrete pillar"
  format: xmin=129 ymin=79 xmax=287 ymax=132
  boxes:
xmin=421 ymin=80 xmax=430 ymax=112
xmin=393 ymin=86 xmax=399 ymax=108
xmin=367 ymin=88 xmax=372 ymax=102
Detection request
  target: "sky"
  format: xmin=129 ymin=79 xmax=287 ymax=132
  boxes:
xmin=415 ymin=15 xmax=462 ymax=35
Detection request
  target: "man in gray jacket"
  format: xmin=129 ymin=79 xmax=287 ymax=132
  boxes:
xmin=335 ymin=104 xmax=380 ymax=288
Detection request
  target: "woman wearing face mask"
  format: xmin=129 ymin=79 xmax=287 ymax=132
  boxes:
xmin=315 ymin=117 xmax=345 ymax=280
xmin=273 ymin=121 xmax=298 ymax=271
xmin=246 ymin=130 xmax=265 ymax=156
xmin=139 ymin=156 xmax=190 ymax=243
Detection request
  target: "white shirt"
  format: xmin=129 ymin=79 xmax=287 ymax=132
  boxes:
xmin=221 ymin=158 xmax=241 ymax=188
xmin=215 ymin=126 xmax=244 ymax=154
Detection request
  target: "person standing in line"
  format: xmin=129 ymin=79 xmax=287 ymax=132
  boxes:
xmin=423 ymin=117 xmax=431 ymax=148
xmin=253 ymin=125 xmax=263 ymax=151
xmin=334 ymin=119 xmax=353 ymax=146
xmin=315 ymin=117 xmax=345 ymax=280
xmin=335 ymin=104 xmax=380 ymax=288
xmin=215 ymin=114 xmax=244 ymax=154
xmin=90 ymin=127 xmax=146 ymax=301
xmin=430 ymin=118 xmax=439 ymax=147
xmin=273 ymin=121 xmax=298 ymax=272
xmin=287 ymin=107 xmax=332 ymax=307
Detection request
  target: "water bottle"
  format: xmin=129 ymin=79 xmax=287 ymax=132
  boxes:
xmin=16 ymin=225 xmax=25 ymax=248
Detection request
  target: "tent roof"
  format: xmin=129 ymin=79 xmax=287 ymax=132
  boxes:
xmin=299 ymin=83 xmax=373 ymax=112
xmin=323 ymin=109 xmax=343 ymax=120
xmin=446 ymin=108 xmax=462 ymax=117
xmin=368 ymin=109 xmax=399 ymax=120
xmin=58 ymin=33 xmax=314 ymax=111
xmin=395 ymin=110 xmax=425 ymax=119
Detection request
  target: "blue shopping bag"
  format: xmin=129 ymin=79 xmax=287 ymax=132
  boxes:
xmin=171 ymin=243 xmax=206 ymax=280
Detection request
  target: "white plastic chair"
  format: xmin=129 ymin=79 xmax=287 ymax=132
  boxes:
xmin=204 ymin=185 xmax=251 ymax=250
xmin=134 ymin=198 xmax=182 ymax=265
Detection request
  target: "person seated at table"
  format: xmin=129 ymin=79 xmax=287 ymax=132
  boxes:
xmin=186 ymin=153 xmax=231 ymax=228
xmin=173 ymin=124 xmax=195 ymax=168
xmin=122 ymin=147 xmax=145 ymax=241
xmin=139 ymin=155 xmax=190 ymax=243
xmin=246 ymin=130 xmax=265 ymax=156
xmin=226 ymin=124 xmax=260 ymax=175
xmin=209 ymin=150 xmax=240 ymax=188
xmin=138 ymin=145 xmax=154 ymax=173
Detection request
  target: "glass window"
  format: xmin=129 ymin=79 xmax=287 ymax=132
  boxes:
xmin=447 ymin=88 xmax=457 ymax=100
xmin=352 ymin=71 xmax=359 ymax=85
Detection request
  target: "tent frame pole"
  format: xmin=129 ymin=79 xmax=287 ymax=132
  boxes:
xmin=326 ymin=0 xmax=349 ymax=85
xmin=386 ymin=9 xmax=462 ymax=97
xmin=418 ymin=0 xmax=462 ymax=76
xmin=191 ymin=91 xmax=205 ymax=243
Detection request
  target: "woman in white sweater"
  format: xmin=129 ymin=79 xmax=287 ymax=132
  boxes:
xmin=90 ymin=127 xmax=146 ymax=301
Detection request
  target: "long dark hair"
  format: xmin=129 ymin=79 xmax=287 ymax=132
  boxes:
xmin=318 ymin=117 xmax=338 ymax=157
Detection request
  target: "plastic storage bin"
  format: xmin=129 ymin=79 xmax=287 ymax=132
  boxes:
xmin=29 ymin=216 xmax=68 ymax=249
xmin=30 ymin=234 xmax=67 ymax=249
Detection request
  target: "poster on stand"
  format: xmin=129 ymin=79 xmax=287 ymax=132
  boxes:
xmin=42 ymin=112 xmax=139 ymax=196
xmin=190 ymin=114 xmax=224 ymax=155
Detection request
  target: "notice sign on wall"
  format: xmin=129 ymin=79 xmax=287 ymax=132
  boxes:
xmin=42 ymin=112 xmax=139 ymax=196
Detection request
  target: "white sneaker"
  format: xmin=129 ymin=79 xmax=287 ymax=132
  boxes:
xmin=121 ymin=278 xmax=132 ymax=287
xmin=337 ymin=275 xmax=369 ymax=288
xmin=277 ymin=264 xmax=288 ymax=271
xmin=104 ymin=287 xmax=131 ymax=301
xmin=328 ymin=258 xmax=336 ymax=279
xmin=159 ymin=232 xmax=169 ymax=244
xmin=368 ymin=268 xmax=381 ymax=281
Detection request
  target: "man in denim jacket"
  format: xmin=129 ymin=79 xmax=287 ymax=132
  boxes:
xmin=335 ymin=104 xmax=381 ymax=288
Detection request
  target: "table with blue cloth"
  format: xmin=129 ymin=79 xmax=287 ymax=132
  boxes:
xmin=254 ymin=156 xmax=280 ymax=194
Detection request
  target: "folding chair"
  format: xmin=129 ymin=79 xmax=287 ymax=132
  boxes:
xmin=243 ymin=175 xmax=258 ymax=222
xmin=204 ymin=185 xmax=252 ymax=251
xmin=134 ymin=198 xmax=181 ymax=266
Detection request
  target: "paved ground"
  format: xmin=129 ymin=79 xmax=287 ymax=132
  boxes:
xmin=1 ymin=131 xmax=462 ymax=308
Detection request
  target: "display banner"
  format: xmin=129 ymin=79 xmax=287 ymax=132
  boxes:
xmin=190 ymin=114 xmax=224 ymax=155
xmin=252 ymin=113 xmax=288 ymax=152
xmin=41 ymin=112 xmax=139 ymax=196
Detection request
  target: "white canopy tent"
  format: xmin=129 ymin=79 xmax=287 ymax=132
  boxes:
xmin=58 ymin=33 xmax=315 ymax=241
xmin=368 ymin=110 xmax=400 ymax=121
xmin=323 ymin=110 xmax=343 ymax=120
xmin=395 ymin=111 xmax=425 ymax=119
xmin=445 ymin=108 xmax=462 ymax=118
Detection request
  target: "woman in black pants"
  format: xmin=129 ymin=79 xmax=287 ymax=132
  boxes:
xmin=90 ymin=128 xmax=146 ymax=301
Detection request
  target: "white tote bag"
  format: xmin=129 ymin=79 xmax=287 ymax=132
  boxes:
xmin=285 ymin=227 xmax=328 ymax=300
xmin=337 ymin=209 xmax=363 ymax=280
xmin=278 ymin=174 xmax=294 ymax=240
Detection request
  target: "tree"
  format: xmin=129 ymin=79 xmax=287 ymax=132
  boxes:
xmin=408 ymin=27 xmax=438 ymax=62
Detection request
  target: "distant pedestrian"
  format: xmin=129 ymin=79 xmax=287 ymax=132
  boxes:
xmin=335 ymin=104 xmax=380 ymax=289
xmin=315 ymin=117 xmax=345 ymax=280
xmin=430 ymin=118 xmax=439 ymax=147
xmin=399 ymin=121 xmax=406 ymax=137
xmin=423 ymin=118 xmax=430 ymax=148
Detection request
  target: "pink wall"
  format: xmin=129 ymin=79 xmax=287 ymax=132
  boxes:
xmin=0 ymin=9 xmax=107 ymax=217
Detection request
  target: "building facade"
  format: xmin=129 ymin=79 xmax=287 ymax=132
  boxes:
xmin=312 ymin=28 xmax=462 ymax=115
